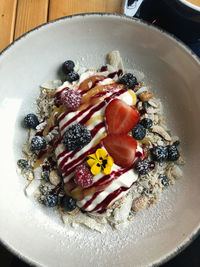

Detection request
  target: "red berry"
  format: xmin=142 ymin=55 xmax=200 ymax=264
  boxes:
xmin=74 ymin=164 xmax=93 ymax=188
xmin=105 ymin=99 xmax=139 ymax=135
xmin=61 ymin=88 xmax=82 ymax=109
xmin=103 ymin=134 xmax=137 ymax=168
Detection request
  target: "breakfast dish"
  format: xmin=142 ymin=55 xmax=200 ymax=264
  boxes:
xmin=17 ymin=51 xmax=184 ymax=232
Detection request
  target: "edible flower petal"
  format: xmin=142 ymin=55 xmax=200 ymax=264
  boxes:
xmin=87 ymin=149 xmax=114 ymax=175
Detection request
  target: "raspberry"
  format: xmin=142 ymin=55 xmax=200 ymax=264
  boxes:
xmin=74 ymin=164 xmax=93 ymax=188
xmin=61 ymin=88 xmax=82 ymax=109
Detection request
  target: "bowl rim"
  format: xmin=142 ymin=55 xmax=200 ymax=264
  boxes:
xmin=0 ymin=12 xmax=199 ymax=267
xmin=178 ymin=0 xmax=200 ymax=12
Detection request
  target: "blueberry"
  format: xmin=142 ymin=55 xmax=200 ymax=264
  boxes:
xmin=149 ymin=161 xmax=155 ymax=169
xmin=167 ymin=145 xmax=180 ymax=161
xmin=120 ymin=73 xmax=137 ymax=89
xmin=44 ymin=194 xmax=58 ymax=207
xmin=17 ymin=159 xmax=30 ymax=169
xmin=63 ymin=124 xmax=92 ymax=151
xmin=24 ymin=114 xmax=39 ymax=129
xmin=40 ymin=185 xmax=49 ymax=195
xmin=31 ymin=136 xmax=46 ymax=151
xmin=66 ymin=72 xmax=80 ymax=82
xmin=132 ymin=124 xmax=146 ymax=140
xmin=135 ymin=160 xmax=150 ymax=175
xmin=140 ymin=118 xmax=153 ymax=129
xmin=62 ymin=195 xmax=76 ymax=212
xmin=142 ymin=101 xmax=150 ymax=110
xmin=173 ymin=140 xmax=180 ymax=147
xmin=42 ymin=170 xmax=49 ymax=182
xmin=158 ymin=174 xmax=169 ymax=186
xmin=151 ymin=146 xmax=168 ymax=162
xmin=62 ymin=60 xmax=75 ymax=74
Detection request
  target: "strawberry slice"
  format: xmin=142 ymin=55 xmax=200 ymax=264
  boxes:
xmin=102 ymin=135 xmax=137 ymax=168
xmin=105 ymin=99 xmax=139 ymax=135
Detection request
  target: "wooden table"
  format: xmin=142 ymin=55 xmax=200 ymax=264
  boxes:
xmin=0 ymin=0 xmax=122 ymax=52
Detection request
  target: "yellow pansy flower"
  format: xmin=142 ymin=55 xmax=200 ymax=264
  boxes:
xmin=87 ymin=148 xmax=114 ymax=175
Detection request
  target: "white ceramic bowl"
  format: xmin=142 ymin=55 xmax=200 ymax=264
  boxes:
xmin=0 ymin=14 xmax=200 ymax=267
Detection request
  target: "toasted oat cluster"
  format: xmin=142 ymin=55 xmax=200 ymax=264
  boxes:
xmin=17 ymin=51 xmax=184 ymax=232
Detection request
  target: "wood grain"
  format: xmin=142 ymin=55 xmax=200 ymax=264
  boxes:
xmin=0 ymin=0 xmax=17 ymax=51
xmin=0 ymin=0 xmax=122 ymax=52
xmin=14 ymin=0 xmax=49 ymax=40
xmin=49 ymin=0 xmax=122 ymax=21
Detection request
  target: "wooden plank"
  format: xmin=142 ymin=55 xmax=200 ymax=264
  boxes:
xmin=0 ymin=0 xmax=17 ymax=51
xmin=14 ymin=0 xmax=49 ymax=40
xmin=49 ymin=0 xmax=122 ymax=21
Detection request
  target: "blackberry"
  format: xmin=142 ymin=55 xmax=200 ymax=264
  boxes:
xmin=44 ymin=194 xmax=58 ymax=207
xmin=62 ymin=195 xmax=76 ymax=212
xmin=132 ymin=124 xmax=146 ymax=140
xmin=66 ymin=71 xmax=80 ymax=82
xmin=63 ymin=124 xmax=92 ymax=151
xmin=24 ymin=114 xmax=39 ymax=129
xmin=151 ymin=146 xmax=168 ymax=162
xmin=135 ymin=160 xmax=150 ymax=175
xmin=167 ymin=145 xmax=180 ymax=161
xmin=120 ymin=73 xmax=137 ymax=89
xmin=31 ymin=136 xmax=46 ymax=151
xmin=158 ymin=174 xmax=169 ymax=187
xmin=140 ymin=118 xmax=153 ymax=129
xmin=17 ymin=159 xmax=30 ymax=169
xmin=62 ymin=60 xmax=75 ymax=74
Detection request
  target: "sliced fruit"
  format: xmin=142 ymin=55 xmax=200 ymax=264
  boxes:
xmin=81 ymin=83 xmax=117 ymax=103
xmin=79 ymin=75 xmax=106 ymax=91
xmin=43 ymin=106 xmax=67 ymax=136
xmin=102 ymin=135 xmax=137 ymax=168
xmin=34 ymin=152 xmax=50 ymax=169
xmin=128 ymin=90 xmax=137 ymax=106
xmin=105 ymin=99 xmax=139 ymax=135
